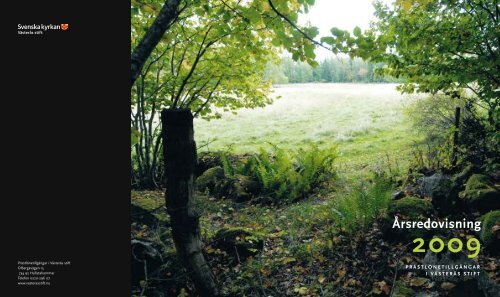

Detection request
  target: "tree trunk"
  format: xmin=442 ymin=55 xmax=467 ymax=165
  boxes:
xmin=451 ymin=106 xmax=461 ymax=166
xmin=131 ymin=0 xmax=181 ymax=88
xmin=161 ymin=109 xmax=219 ymax=297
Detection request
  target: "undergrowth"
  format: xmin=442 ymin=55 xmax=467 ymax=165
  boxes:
xmin=332 ymin=173 xmax=393 ymax=233
xmin=221 ymin=144 xmax=337 ymax=203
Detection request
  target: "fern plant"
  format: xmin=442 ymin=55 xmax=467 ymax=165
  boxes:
xmin=220 ymin=153 xmax=235 ymax=177
xmin=228 ymin=144 xmax=338 ymax=203
xmin=333 ymin=173 xmax=393 ymax=233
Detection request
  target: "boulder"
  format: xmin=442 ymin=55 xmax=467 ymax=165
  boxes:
xmin=480 ymin=210 xmax=500 ymax=255
xmin=214 ymin=174 xmax=260 ymax=202
xmin=402 ymin=184 xmax=420 ymax=197
xmin=423 ymin=249 xmax=477 ymax=283
xmin=417 ymin=173 xmax=458 ymax=213
xmin=131 ymin=203 xmax=161 ymax=226
xmin=461 ymin=174 xmax=500 ymax=213
xmin=387 ymin=197 xmax=435 ymax=219
xmin=195 ymin=151 xmax=222 ymax=177
xmin=447 ymin=279 xmax=483 ymax=297
xmin=452 ymin=163 xmax=477 ymax=186
xmin=213 ymin=227 xmax=264 ymax=258
xmin=195 ymin=166 xmax=225 ymax=192
xmin=382 ymin=197 xmax=436 ymax=242
xmin=423 ymin=249 xmax=500 ymax=296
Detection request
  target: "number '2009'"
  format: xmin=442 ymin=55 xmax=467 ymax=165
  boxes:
xmin=412 ymin=237 xmax=480 ymax=258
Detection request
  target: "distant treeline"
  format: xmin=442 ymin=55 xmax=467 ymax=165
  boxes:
xmin=264 ymin=57 xmax=404 ymax=84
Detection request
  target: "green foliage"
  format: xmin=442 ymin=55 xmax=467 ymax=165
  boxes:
xmin=457 ymin=104 xmax=494 ymax=165
xmin=131 ymin=127 xmax=140 ymax=147
xmin=387 ymin=197 xmax=434 ymax=220
xmin=392 ymin=281 xmax=415 ymax=297
xmin=406 ymin=94 xmax=467 ymax=144
xmin=332 ymin=173 xmax=393 ymax=233
xmin=131 ymin=0 xmax=324 ymax=119
xmin=223 ymin=144 xmax=337 ymax=202
xmin=263 ymin=62 xmax=289 ymax=84
xmin=131 ymin=0 xmax=327 ymax=188
xmin=265 ymin=57 xmax=403 ymax=84
xmin=220 ymin=154 xmax=234 ymax=177
xmin=406 ymin=94 xmax=496 ymax=169
xmin=480 ymin=210 xmax=500 ymax=246
xmin=408 ymin=139 xmax=454 ymax=173
xmin=323 ymin=0 xmax=500 ymax=127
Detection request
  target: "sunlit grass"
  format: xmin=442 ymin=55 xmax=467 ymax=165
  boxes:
xmin=194 ymin=83 xmax=422 ymax=180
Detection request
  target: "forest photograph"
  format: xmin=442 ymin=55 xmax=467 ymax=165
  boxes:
xmin=130 ymin=0 xmax=499 ymax=296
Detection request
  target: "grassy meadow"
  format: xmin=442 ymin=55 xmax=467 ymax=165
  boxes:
xmin=195 ymin=83 xmax=422 ymax=180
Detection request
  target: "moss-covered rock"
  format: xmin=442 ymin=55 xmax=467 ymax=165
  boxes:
xmin=392 ymin=281 xmax=415 ymax=297
xmin=452 ymin=163 xmax=477 ymax=186
xmin=466 ymin=174 xmax=490 ymax=191
xmin=388 ymin=197 xmax=435 ymax=220
xmin=417 ymin=173 xmax=458 ymax=214
xmin=195 ymin=151 xmax=223 ymax=177
xmin=462 ymin=174 xmax=500 ymax=213
xmin=213 ymin=227 xmax=264 ymax=258
xmin=195 ymin=166 xmax=225 ymax=192
xmin=196 ymin=165 xmax=261 ymax=202
xmin=213 ymin=174 xmax=260 ymax=202
xmin=131 ymin=203 xmax=162 ymax=226
xmin=230 ymin=174 xmax=260 ymax=201
xmin=480 ymin=210 xmax=500 ymax=255
xmin=131 ymin=191 xmax=168 ymax=223
xmin=382 ymin=197 xmax=436 ymax=242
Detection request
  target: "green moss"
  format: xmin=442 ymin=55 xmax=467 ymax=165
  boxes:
xmin=480 ymin=210 xmax=500 ymax=247
xmin=452 ymin=163 xmax=475 ymax=184
xmin=196 ymin=151 xmax=223 ymax=176
xmin=388 ymin=197 xmax=435 ymax=220
xmin=392 ymin=281 xmax=415 ymax=297
xmin=131 ymin=191 xmax=167 ymax=223
xmin=468 ymin=187 xmax=499 ymax=202
xmin=195 ymin=166 xmax=225 ymax=192
xmin=383 ymin=197 xmax=436 ymax=242
xmin=463 ymin=174 xmax=500 ymax=213
xmin=131 ymin=191 xmax=164 ymax=210
xmin=465 ymin=174 xmax=490 ymax=192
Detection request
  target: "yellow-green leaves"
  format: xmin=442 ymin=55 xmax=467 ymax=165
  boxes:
xmin=131 ymin=128 xmax=139 ymax=147
xmin=324 ymin=0 xmax=499 ymax=122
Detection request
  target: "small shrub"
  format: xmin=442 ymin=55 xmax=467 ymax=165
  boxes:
xmin=405 ymin=93 xmax=467 ymax=144
xmin=406 ymin=94 xmax=497 ymax=172
xmin=408 ymin=139 xmax=454 ymax=174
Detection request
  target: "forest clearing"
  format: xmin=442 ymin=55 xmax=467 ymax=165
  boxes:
xmin=194 ymin=83 xmax=419 ymax=180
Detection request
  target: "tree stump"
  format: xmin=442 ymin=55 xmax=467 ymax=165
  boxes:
xmin=161 ymin=109 xmax=218 ymax=296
